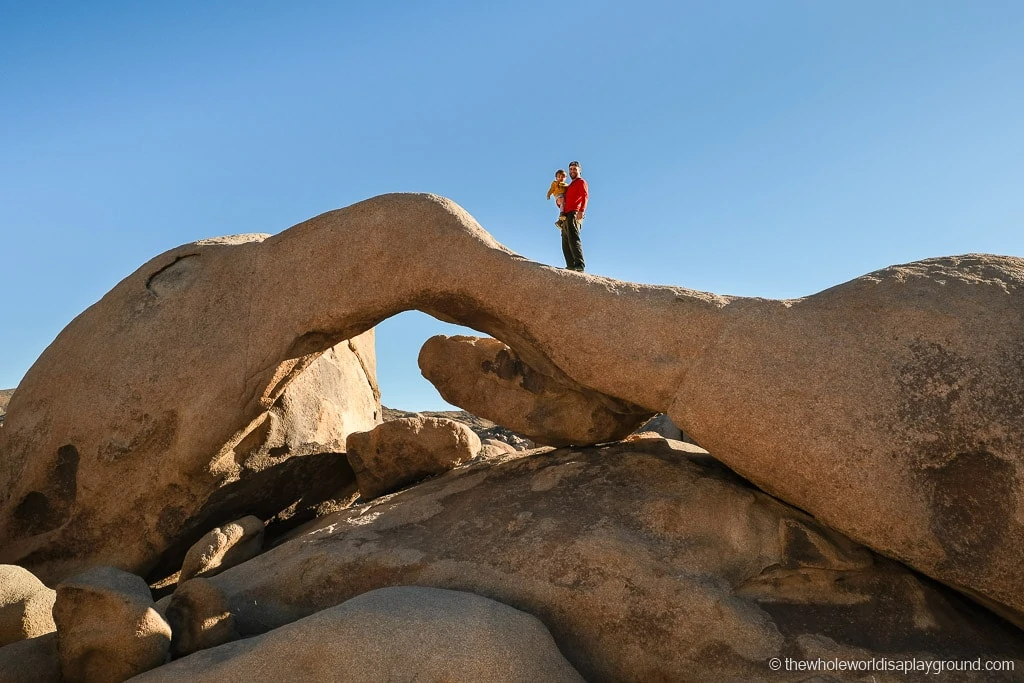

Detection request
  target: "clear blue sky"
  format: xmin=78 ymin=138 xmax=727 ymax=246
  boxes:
xmin=2 ymin=1 xmax=1022 ymax=409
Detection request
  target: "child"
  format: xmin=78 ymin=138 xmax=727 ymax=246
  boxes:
xmin=546 ymin=169 xmax=569 ymax=229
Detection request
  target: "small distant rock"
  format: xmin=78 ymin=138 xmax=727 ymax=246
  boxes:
xmin=131 ymin=586 xmax=585 ymax=682
xmin=53 ymin=566 xmax=170 ymax=683
xmin=0 ymin=388 xmax=12 ymax=424
xmin=346 ymin=417 xmax=481 ymax=500
xmin=180 ymin=516 xmax=264 ymax=582
xmin=0 ymin=565 xmax=56 ymax=646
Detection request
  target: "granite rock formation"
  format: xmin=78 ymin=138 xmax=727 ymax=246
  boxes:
xmin=168 ymin=440 xmax=1024 ymax=682
xmin=2 ymin=193 xmax=1021 ymax=627
xmin=0 ymin=232 xmax=379 ymax=583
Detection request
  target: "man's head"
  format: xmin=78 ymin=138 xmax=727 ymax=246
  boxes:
xmin=568 ymin=161 xmax=581 ymax=179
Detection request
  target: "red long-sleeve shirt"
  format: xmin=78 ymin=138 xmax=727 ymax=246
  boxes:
xmin=562 ymin=177 xmax=588 ymax=215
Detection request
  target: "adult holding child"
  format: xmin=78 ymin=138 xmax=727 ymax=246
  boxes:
xmin=560 ymin=160 xmax=588 ymax=272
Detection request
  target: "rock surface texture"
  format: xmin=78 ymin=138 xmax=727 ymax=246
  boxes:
xmin=133 ymin=586 xmax=584 ymax=683
xmin=419 ymin=334 xmax=651 ymax=446
xmin=0 ymin=389 xmax=12 ymax=424
xmin=172 ymin=441 xmax=1024 ymax=682
xmin=346 ymin=416 xmax=481 ymax=500
xmin=0 ymin=232 xmax=380 ymax=583
xmin=53 ymin=566 xmax=171 ymax=683
xmin=2 ymin=193 xmax=1022 ymax=626
xmin=179 ymin=516 xmax=264 ymax=582
xmin=0 ymin=632 xmax=60 ymax=683
xmin=164 ymin=578 xmax=239 ymax=658
xmin=0 ymin=564 xmax=55 ymax=646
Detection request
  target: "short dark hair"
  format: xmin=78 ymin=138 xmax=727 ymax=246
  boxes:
xmin=568 ymin=160 xmax=581 ymax=169
xmin=555 ymin=169 xmax=566 ymax=177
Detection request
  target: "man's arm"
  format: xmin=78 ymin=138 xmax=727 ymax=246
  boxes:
xmin=580 ymin=180 xmax=589 ymax=217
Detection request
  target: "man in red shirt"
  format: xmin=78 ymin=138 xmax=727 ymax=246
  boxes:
xmin=560 ymin=160 xmax=588 ymax=272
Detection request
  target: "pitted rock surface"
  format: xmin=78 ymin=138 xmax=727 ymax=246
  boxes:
xmin=179 ymin=516 xmax=264 ymax=582
xmin=0 ymin=565 xmax=55 ymax=646
xmin=53 ymin=566 xmax=170 ymax=683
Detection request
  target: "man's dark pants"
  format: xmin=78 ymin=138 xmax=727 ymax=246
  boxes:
xmin=560 ymin=211 xmax=585 ymax=271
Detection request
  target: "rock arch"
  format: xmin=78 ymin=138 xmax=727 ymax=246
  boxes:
xmin=1 ymin=193 xmax=1022 ymax=627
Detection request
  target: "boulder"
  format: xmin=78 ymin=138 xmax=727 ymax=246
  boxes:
xmin=132 ymin=586 xmax=584 ymax=682
xmin=3 ymin=193 xmax=1023 ymax=622
xmin=0 ymin=565 xmax=55 ymax=646
xmin=170 ymin=441 xmax=1024 ymax=681
xmin=0 ymin=230 xmax=379 ymax=583
xmin=164 ymin=578 xmax=239 ymax=658
xmin=382 ymin=405 xmax=534 ymax=451
xmin=53 ymin=566 xmax=171 ymax=683
xmin=346 ymin=416 xmax=480 ymax=500
xmin=480 ymin=438 xmax=516 ymax=459
xmin=180 ymin=516 xmax=264 ymax=582
xmin=419 ymin=335 xmax=651 ymax=446
xmin=0 ymin=632 xmax=60 ymax=683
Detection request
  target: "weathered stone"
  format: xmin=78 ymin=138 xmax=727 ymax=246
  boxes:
xmin=164 ymin=578 xmax=239 ymax=658
xmin=383 ymin=405 xmax=534 ymax=451
xmin=132 ymin=587 xmax=584 ymax=682
xmin=0 ymin=229 xmax=378 ymax=583
xmin=419 ymin=335 xmax=651 ymax=446
xmin=3 ymin=194 xmax=1022 ymax=622
xmin=0 ymin=632 xmax=60 ymax=683
xmin=346 ymin=416 xmax=480 ymax=500
xmin=0 ymin=389 xmax=12 ymax=424
xmin=0 ymin=565 xmax=55 ymax=646
xmin=172 ymin=441 xmax=1024 ymax=681
xmin=480 ymin=438 xmax=517 ymax=460
xmin=154 ymin=594 xmax=171 ymax=620
xmin=53 ymin=566 xmax=170 ymax=683
xmin=180 ymin=516 xmax=264 ymax=582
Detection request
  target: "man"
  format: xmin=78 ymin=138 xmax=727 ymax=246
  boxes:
xmin=560 ymin=160 xmax=588 ymax=272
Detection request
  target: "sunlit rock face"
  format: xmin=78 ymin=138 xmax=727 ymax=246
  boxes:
xmin=0 ymin=232 xmax=379 ymax=584
xmin=167 ymin=441 xmax=1024 ymax=681
xmin=1 ymin=193 xmax=1022 ymax=629
xmin=135 ymin=586 xmax=586 ymax=683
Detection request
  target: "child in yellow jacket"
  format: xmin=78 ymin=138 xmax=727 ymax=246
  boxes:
xmin=546 ymin=169 xmax=569 ymax=229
